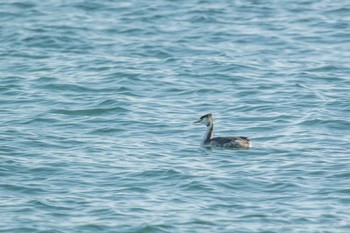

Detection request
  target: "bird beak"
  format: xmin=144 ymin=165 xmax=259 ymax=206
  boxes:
xmin=193 ymin=119 xmax=201 ymax=124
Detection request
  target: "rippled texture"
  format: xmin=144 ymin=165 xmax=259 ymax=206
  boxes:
xmin=1 ymin=0 xmax=350 ymax=232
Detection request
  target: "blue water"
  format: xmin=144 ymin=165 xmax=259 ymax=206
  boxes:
xmin=1 ymin=1 xmax=350 ymax=232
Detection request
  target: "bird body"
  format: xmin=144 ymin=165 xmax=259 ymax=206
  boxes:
xmin=193 ymin=113 xmax=252 ymax=148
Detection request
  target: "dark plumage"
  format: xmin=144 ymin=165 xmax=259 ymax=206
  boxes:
xmin=193 ymin=113 xmax=252 ymax=148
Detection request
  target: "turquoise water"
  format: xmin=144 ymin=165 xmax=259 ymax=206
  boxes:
xmin=1 ymin=0 xmax=350 ymax=232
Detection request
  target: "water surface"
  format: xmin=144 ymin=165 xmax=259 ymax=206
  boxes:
xmin=1 ymin=0 xmax=350 ymax=232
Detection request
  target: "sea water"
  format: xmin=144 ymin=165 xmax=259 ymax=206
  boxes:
xmin=1 ymin=1 xmax=350 ymax=232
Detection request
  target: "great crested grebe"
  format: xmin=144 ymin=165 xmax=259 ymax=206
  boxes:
xmin=193 ymin=113 xmax=252 ymax=148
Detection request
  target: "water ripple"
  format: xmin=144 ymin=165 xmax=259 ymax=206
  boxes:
xmin=1 ymin=0 xmax=350 ymax=232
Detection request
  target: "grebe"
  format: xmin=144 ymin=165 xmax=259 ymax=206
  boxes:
xmin=193 ymin=113 xmax=252 ymax=148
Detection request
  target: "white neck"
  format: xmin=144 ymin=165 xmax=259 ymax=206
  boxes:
xmin=201 ymin=122 xmax=213 ymax=145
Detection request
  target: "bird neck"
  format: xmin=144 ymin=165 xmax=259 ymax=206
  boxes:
xmin=201 ymin=122 xmax=214 ymax=145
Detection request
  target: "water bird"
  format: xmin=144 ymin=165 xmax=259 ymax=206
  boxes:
xmin=193 ymin=113 xmax=252 ymax=148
